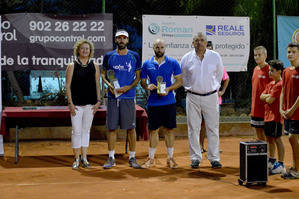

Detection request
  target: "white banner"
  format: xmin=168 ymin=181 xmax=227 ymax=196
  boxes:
xmin=142 ymin=15 xmax=250 ymax=72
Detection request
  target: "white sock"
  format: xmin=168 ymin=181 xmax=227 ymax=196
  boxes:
xmin=108 ymin=150 xmax=115 ymax=159
xmin=149 ymin=147 xmax=156 ymax=159
xmin=129 ymin=151 xmax=135 ymax=159
xmin=167 ymin=147 xmax=174 ymax=158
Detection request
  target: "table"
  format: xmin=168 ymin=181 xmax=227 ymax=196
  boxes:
xmin=0 ymin=105 xmax=148 ymax=163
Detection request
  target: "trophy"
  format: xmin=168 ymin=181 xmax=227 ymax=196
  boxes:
xmin=107 ymin=70 xmax=121 ymax=97
xmin=156 ymin=76 xmax=166 ymax=94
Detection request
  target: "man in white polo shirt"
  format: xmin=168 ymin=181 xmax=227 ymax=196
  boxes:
xmin=180 ymin=32 xmax=223 ymax=169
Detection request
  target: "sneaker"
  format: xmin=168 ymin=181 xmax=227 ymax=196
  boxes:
xmin=81 ymin=158 xmax=91 ymax=168
xmin=167 ymin=158 xmax=178 ymax=169
xmin=190 ymin=159 xmax=200 ymax=169
xmin=268 ymin=161 xmax=275 ymax=170
xmin=270 ymin=162 xmax=286 ymax=175
xmin=129 ymin=157 xmax=141 ymax=169
xmin=72 ymin=158 xmax=80 ymax=170
xmin=103 ymin=157 xmax=116 ymax=169
xmin=201 ymin=148 xmax=207 ymax=153
xmin=211 ymin=161 xmax=222 ymax=169
xmin=141 ymin=158 xmax=155 ymax=168
xmin=281 ymin=169 xmax=299 ymax=179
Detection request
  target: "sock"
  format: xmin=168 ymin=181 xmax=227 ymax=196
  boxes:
xmin=167 ymin=147 xmax=174 ymax=158
xmin=269 ymin=157 xmax=276 ymax=164
xmin=108 ymin=150 xmax=115 ymax=159
xmin=149 ymin=147 xmax=156 ymax=159
xmin=129 ymin=151 xmax=135 ymax=159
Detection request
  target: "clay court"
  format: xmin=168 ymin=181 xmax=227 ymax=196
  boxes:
xmin=0 ymin=136 xmax=298 ymax=199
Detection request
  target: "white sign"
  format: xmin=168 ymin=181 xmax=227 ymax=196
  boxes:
xmin=143 ymin=15 xmax=250 ymax=72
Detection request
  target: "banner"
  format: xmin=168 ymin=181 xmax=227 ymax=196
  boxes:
xmin=143 ymin=15 xmax=250 ymax=72
xmin=277 ymin=16 xmax=299 ymax=67
xmin=0 ymin=16 xmax=3 ymax=156
xmin=0 ymin=13 xmax=113 ymax=70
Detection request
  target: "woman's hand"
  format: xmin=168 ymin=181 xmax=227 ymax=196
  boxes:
xmin=93 ymin=101 xmax=101 ymax=114
xmin=68 ymin=103 xmax=77 ymax=116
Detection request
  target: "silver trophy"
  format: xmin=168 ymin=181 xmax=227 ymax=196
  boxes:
xmin=107 ymin=70 xmax=121 ymax=97
xmin=156 ymin=76 xmax=166 ymax=94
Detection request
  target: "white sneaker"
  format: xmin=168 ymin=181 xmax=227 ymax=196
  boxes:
xmin=270 ymin=162 xmax=286 ymax=175
xmin=268 ymin=161 xmax=275 ymax=170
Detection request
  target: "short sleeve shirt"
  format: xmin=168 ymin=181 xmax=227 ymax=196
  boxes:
xmin=141 ymin=56 xmax=181 ymax=106
xmin=282 ymin=67 xmax=299 ymax=120
xmin=263 ymin=80 xmax=282 ymax=123
xmin=103 ymin=50 xmax=141 ymax=99
xmin=251 ymin=65 xmax=271 ymax=118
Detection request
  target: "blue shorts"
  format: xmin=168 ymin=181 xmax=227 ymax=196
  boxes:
xmin=284 ymin=119 xmax=299 ymax=135
xmin=106 ymin=98 xmax=136 ymax=130
xmin=147 ymin=103 xmax=177 ymax=130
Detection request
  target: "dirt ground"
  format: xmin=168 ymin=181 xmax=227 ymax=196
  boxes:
xmin=0 ymin=136 xmax=298 ymax=199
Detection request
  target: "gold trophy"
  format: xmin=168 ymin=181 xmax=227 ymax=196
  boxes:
xmin=107 ymin=70 xmax=121 ymax=97
xmin=156 ymin=76 xmax=166 ymax=94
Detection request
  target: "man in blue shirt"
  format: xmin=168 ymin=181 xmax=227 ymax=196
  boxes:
xmin=101 ymin=29 xmax=141 ymax=169
xmin=140 ymin=38 xmax=182 ymax=169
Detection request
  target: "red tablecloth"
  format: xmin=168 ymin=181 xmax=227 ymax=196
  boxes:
xmin=0 ymin=105 xmax=148 ymax=140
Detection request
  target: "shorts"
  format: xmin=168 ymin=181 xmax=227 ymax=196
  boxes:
xmin=106 ymin=98 xmax=136 ymax=130
xmin=284 ymin=119 xmax=299 ymax=135
xmin=147 ymin=103 xmax=177 ymax=130
xmin=264 ymin=121 xmax=282 ymax=138
xmin=251 ymin=116 xmax=265 ymax=128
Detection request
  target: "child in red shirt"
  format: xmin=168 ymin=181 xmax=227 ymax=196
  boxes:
xmin=251 ymin=46 xmax=271 ymax=141
xmin=280 ymin=42 xmax=299 ymax=179
xmin=260 ymin=60 xmax=285 ymax=174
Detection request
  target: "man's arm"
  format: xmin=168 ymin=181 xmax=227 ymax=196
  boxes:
xmin=279 ymin=87 xmax=287 ymax=119
xmin=285 ymin=96 xmax=299 ymax=118
xmin=218 ymin=78 xmax=229 ymax=96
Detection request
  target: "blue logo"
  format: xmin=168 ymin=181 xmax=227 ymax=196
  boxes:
xmin=148 ymin=23 xmax=160 ymax=35
xmin=206 ymin=25 xmax=216 ymax=36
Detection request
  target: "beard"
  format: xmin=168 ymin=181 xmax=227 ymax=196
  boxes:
xmin=155 ymin=51 xmax=164 ymax=58
xmin=117 ymin=42 xmax=127 ymax=50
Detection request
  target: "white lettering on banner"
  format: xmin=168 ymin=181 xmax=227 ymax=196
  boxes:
xmin=31 ymin=56 xmax=103 ymax=68
xmin=0 ymin=29 xmax=17 ymax=41
xmin=29 ymin=34 xmax=106 ymax=44
xmin=17 ymin=56 xmax=29 ymax=65
xmin=28 ymin=20 xmax=105 ymax=32
xmin=0 ymin=56 xmax=14 ymax=65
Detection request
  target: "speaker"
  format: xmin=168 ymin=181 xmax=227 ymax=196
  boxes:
xmin=239 ymin=141 xmax=268 ymax=186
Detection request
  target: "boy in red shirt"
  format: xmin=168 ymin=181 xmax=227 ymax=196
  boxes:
xmin=280 ymin=42 xmax=299 ymax=179
xmin=251 ymin=46 xmax=271 ymax=141
xmin=260 ymin=60 xmax=285 ymax=174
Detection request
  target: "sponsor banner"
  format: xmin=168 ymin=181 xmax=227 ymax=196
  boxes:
xmin=143 ymin=15 xmax=250 ymax=72
xmin=0 ymin=13 xmax=113 ymax=70
xmin=277 ymin=16 xmax=299 ymax=67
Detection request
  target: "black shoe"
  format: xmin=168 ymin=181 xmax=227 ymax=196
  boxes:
xmin=211 ymin=161 xmax=222 ymax=169
xmin=190 ymin=159 xmax=200 ymax=169
xmin=129 ymin=157 xmax=141 ymax=169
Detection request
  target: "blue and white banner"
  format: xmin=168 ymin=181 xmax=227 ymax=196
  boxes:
xmin=143 ymin=15 xmax=250 ymax=72
xmin=277 ymin=16 xmax=299 ymax=67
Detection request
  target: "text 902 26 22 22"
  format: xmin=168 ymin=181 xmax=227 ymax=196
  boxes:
xmin=29 ymin=21 xmax=105 ymax=32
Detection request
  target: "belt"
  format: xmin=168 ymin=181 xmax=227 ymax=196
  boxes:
xmin=187 ymin=90 xmax=217 ymax=96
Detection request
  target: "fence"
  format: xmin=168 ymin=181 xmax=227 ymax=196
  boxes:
xmin=1 ymin=0 xmax=298 ymax=116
